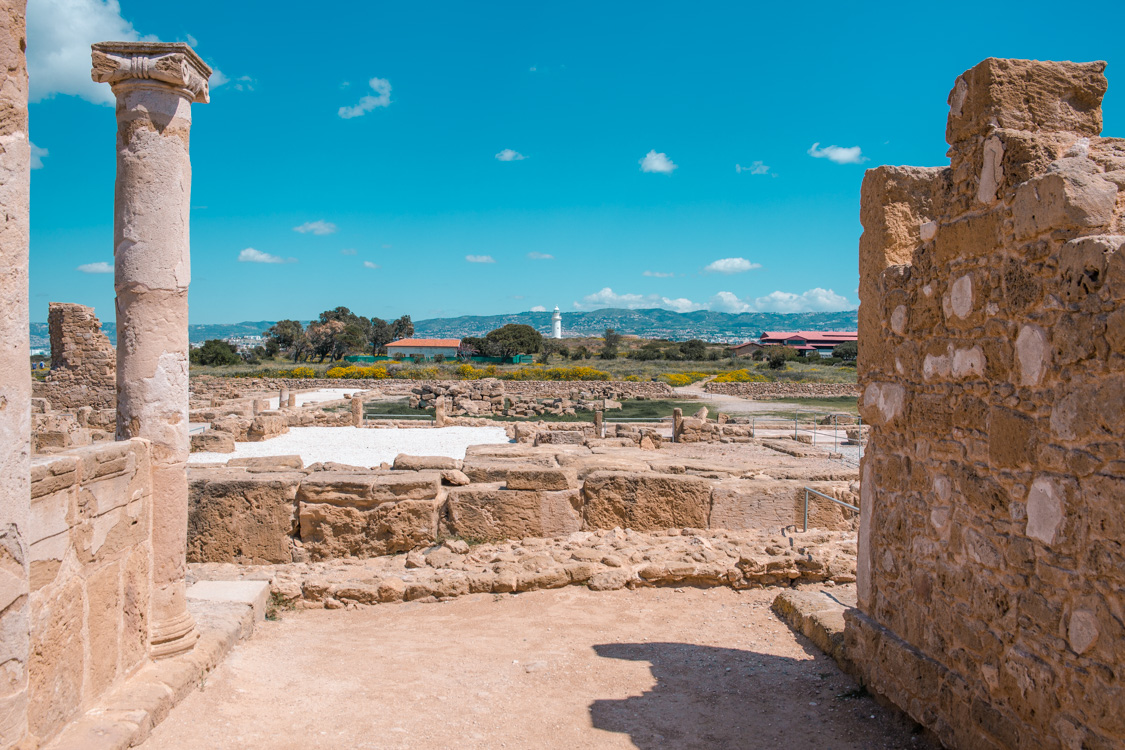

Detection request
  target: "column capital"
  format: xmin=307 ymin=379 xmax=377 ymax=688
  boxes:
xmin=91 ymin=41 xmax=212 ymax=103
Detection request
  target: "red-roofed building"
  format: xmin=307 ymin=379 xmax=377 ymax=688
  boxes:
xmin=385 ymin=338 xmax=462 ymax=359
xmin=754 ymin=330 xmax=857 ymax=358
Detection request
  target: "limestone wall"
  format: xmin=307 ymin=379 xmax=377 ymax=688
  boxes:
xmin=846 ymin=58 xmax=1125 ymax=749
xmin=703 ymin=382 xmax=859 ymax=399
xmin=0 ymin=1 xmax=32 ymax=745
xmin=33 ymin=303 xmax=116 ymax=409
xmin=27 ymin=440 xmax=152 ymax=745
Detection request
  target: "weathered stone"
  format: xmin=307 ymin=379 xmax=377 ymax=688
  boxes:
xmin=190 ymin=430 xmax=235 ymax=453
xmin=445 ymin=487 xmax=581 ymax=542
xmin=581 ymin=472 xmax=712 ymax=531
xmin=187 ymin=470 xmax=302 ymax=564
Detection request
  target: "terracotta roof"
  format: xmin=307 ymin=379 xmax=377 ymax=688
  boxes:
xmin=761 ymin=331 xmax=857 ymax=340
xmin=386 ymin=338 xmax=462 ymax=347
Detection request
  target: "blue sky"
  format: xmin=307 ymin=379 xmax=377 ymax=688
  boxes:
xmin=26 ymin=0 xmax=1125 ymax=324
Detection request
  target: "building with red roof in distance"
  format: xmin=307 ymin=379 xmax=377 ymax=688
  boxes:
xmin=735 ymin=330 xmax=857 ymax=358
xmin=385 ymin=338 xmax=462 ymax=359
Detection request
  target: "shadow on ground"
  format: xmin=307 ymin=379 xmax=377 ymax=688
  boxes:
xmin=590 ymin=641 xmax=918 ymax=750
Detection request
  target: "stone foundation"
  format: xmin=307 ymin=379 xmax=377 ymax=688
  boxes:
xmin=703 ymin=382 xmax=859 ymax=398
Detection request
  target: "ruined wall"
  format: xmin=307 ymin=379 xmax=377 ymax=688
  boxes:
xmin=704 ymin=382 xmax=859 ymax=399
xmin=846 ymin=58 xmax=1125 ymax=749
xmin=27 ymin=440 xmax=152 ymax=745
xmin=0 ymin=1 xmax=31 ymax=746
xmin=34 ymin=303 xmax=116 ymax=409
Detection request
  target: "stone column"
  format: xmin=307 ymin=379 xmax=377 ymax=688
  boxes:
xmin=593 ymin=409 xmax=603 ymax=438
xmin=287 ymin=392 xmax=297 ymax=408
xmin=434 ymin=396 xmax=446 ymax=428
xmin=0 ymin=1 xmax=31 ymax=743
xmin=278 ymin=386 xmax=289 ymax=409
xmin=92 ymin=42 xmax=211 ymax=659
xmin=672 ymin=408 xmax=683 ymax=443
xmin=351 ymin=395 xmax=363 ymax=427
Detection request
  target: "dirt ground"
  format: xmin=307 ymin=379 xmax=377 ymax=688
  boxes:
xmin=140 ymin=586 xmax=934 ymax=750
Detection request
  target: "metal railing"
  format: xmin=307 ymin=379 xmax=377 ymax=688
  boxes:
xmin=600 ymin=417 xmax=669 ymax=439
xmin=362 ymin=412 xmax=435 ymax=424
xmin=803 ymin=486 xmax=860 ymax=532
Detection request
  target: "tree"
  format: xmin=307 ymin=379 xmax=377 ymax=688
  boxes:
xmin=767 ymin=346 xmax=799 ymax=370
xmin=267 ymin=320 xmax=305 ymax=362
xmin=570 ymin=345 xmax=591 ymax=360
xmin=833 ymin=340 xmax=858 ymax=361
xmin=600 ymin=328 xmax=621 ymax=360
xmin=479 ymin=324 xmax=542 ymax=358
xmin=678 ymin=339 xmax=707 ymax=361
xmin=459 ymin=338 xmax=483 ymax=360
xmin=189 ymin=339 xmax=240 ymax=366
xmin=391 ymin=315 xmax=414 ymax=342
xmin=306 ymin=320 xmax=345 ymax=362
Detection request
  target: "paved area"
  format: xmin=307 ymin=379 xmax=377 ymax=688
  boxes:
xmin=188 ymin=425 xmax=511 ymax=466
xmin=140 ymin=586 xmax=935 ymax=750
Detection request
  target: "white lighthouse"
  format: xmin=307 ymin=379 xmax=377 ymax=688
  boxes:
xmin=551 ymin=306 xmax=562 ymax=339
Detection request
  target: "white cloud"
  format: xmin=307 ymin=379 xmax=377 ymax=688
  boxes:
xmin=639 ymin=150 xmax=677 ymax=174
xmin=530 ymin=305 xmax=547 ymax=312
xmin=573 ymin=287 xmax=700 ymax=313
xmin=232 ymin=75 xmax=255 ymax=92
xmin=30 ymin=142 xmax=48 ymax=169
xmin=76 ymin=261 xmax=112 ymax=274
xmin=28 ymin=0 xmax=156 ymax=105
xmin=807 ymin=143 xmax=867 ymax=165
xmin=363 ymin=261 xmax=379 ymax=269
xmin=735 ymin=161 xmax=769 ymax=175
xmin=709 ymin=288 xmax=854 ymax=313
xmin=704 ymin=257 xmax=761 ymax=275
xmin=527 ymin=252 xmax=553 ymax=260
xmin=293 ymin=220 xmax=337 ymax=235
xmin=340 ymin=248 xmax=357 ymax=255
xmin=239 ymin=248 xmax=295 ymax=264
xmin=185 ymin=33 xmax=198 ymax=47
xmin=496 ymin=149 xmax=526 ymax=161
xmin=338 ymin=77 xmax=392 ymax=119
xmin=643 ymin=270 xmax=674 ymax=278
xmin=466 ymin=255 xmax=495 ymax=264
xmin=210 ymin=69 xmax=230 ymax=87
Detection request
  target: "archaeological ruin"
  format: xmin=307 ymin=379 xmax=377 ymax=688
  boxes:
xmin=0 ymin=0 xmax=1120 ymax=742
xmin=850 ymin=58 xmax=1124 ymax=748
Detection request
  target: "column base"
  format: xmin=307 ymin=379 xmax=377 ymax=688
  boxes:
xmin=150 ymin=610 xmax=199 ymax=660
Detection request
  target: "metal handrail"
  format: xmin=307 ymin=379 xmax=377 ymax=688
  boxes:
xmin=363 ymin=413 xmax=434 ymax=421
xmin=803 ymin=486 xmax=859 ymax=532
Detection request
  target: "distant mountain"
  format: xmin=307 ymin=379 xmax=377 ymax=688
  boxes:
xmin=29 ymin=308 xmax=858 ymax=350
xmin=414 ymin=308 xmax=858 ymax=342
xmin=30 ymin=321 xmax=282 ymax=349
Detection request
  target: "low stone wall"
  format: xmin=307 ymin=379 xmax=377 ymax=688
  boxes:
xmin=190 ymin=375 xmax=673 ymax=401
xmin=704 ymin=382 xmax=860 ymax=399
xmin=28 ymin=440 xmax=153 ymax=744
xmin=187 ymin=447 xmax=858 ymax=564
xmin=33 ymin=302 xmax=116 ymax=410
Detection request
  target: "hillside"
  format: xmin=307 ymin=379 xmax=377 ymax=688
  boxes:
xmin=413 ymin=308 xmax=858 ymax=342
xmin=30 ymin=308 xmax=857 ymax=349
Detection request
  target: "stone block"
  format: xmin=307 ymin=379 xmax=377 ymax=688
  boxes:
xmin=504 ymin=466 xmax=579 ymax=491
xmin=299 ymin=496 xmax=440 ymax=559
xmin=186 ymin=580 xmax=270 ymax=622
xmin=392 ymin=454 xmax=461 ymax=471
xmin=445 ymin=486 xmax=581 ymax=542
xmin=581 ymin=472 xmax=712 ymax=531
xmin=190 ymin=430 xmax=235 ymax=453
xmin=533 ymin=430 xmax=586 ymax=446
xmin=228 ymin=455 xmax=304 ymax=471
xmin=188 ymin=470 xmax=303 ymax=564
xmin=946 ymin=58 xmax=1107 ymax=143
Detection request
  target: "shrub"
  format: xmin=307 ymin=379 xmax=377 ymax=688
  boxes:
xmin=658 ymin=371 xmax=710 ymax=387
xmin=326 ymin=365 xmax=389 ymax=379
xmin=284 ymin=366 xmax=316 ymax=379
xmin=712 ymin=369 xmax=769 ymax=383
xmin=623 ymin=374 xmax=642 ymax=382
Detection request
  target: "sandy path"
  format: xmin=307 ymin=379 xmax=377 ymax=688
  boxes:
xmin=140 ymin=587 xmax=932 ymax=750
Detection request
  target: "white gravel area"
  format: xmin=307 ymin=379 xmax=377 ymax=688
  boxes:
xmin=188 ymin=425 xmax=511 ymax=467
xmin=266 ymin=388 xmax=360 ymax=409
